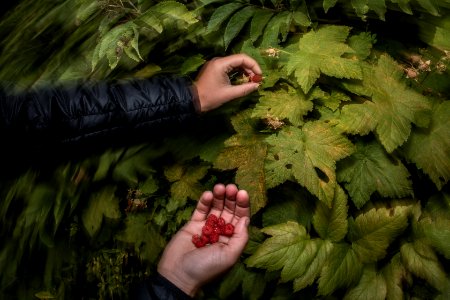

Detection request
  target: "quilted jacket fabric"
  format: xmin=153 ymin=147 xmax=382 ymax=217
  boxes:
xmin=1 ymin=77 xmax=198 ymax=298
xmin=0 ymin=76 xmax=198 ymax=147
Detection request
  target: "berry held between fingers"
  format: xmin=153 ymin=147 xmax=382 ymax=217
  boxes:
xmin=250 ymin=74 xmax=263 ymax=83
xmin=192 ymin=214 xmax=235 ymax=248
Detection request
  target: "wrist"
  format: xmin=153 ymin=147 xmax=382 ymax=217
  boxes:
xmin=189 ymin=84 xmax=202 ymax=113
xmin=158 ymin=267 xmax=199 ymax=297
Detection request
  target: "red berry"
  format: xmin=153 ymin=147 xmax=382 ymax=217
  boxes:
xmin=250 ymin=74 xmax=263 ymax=83
xmin=223 ymin=223 xmax=234 ymax=236
xmin=200 ymin=234 xmax=209 ymax=245
xmin=202 ymin=224 xmax=213 ymax=236
xmin=218 ymin=217 xmax=226 ymax=227
xmin=192 ymin=234 xmax=205 ymax=248
xmin=213 ymin=226 xmax=222 ymax=235
xmin=206 ymin=214 xmax=218 ymax=226
xmin=209 ymin=233 xmax=220 ymax=244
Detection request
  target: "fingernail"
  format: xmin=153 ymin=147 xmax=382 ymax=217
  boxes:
xmin=245 ymin=217 xmax=250 ymax=226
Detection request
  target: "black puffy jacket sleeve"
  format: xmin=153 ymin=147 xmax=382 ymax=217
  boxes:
xmin=0 ymin=76 xmax=199 ymax=147
xmin=135 ymin=273 xmax=192 ymax=300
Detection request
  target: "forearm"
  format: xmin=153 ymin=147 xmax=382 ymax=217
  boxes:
xmin=0 ymin=77 xmax=199 ymax=146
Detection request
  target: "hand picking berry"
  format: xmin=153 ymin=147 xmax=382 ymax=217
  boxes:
xmin=192 ymin=214 xmax=236 ymax=248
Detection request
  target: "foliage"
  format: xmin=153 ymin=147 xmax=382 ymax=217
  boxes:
xmin=0 ymin=0 xmax=449 ymax=299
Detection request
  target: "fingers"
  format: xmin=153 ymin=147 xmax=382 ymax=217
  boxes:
xmin=223 ymin=82 xmax=260 ymax=101
xmin=190 ymin=190 xmax=214 ymax=222
xmin=226 ymin=216 xmax=250 ymax=258
xmin=191 ymin=183 xmax=250 ymax=224
xmin=218 ymin=53 xmax=262 ymax=75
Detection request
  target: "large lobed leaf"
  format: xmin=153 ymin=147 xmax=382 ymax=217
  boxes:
xmin=246 ymin=221 xmax=327 ymax=285
xmin=164 ymin=163 xmax=209 ymax=212
xmin=81 ymin=186 xmax=121 ymax=237
xmin=313 ymin=185 xmax=348 ymax=242
xmin=403 ymin=101 xmax=450 ymax=190
xmin=348 ymin=206 xmax=409 ymax=263
xmin=317 ymin=243 xmax=363 ymax=295
xmin=115 ymin=212 xmax=165 ymax=263
xmin=341 ymin=54 xmax=432 ymax=152
xmin=265 ymin=122 xmax=355 ymax=206
xmin=338 ymin=141 xmax=413 ymax=208
xmin=214 ymin=110 xmax=268 ymax=215
xmin=252 ymin=84 xmax=316 ymax=126
xmin=400 ymin=240 xmax=448 ymax=292
xmin=285 ymin=25 xmax=363 ymax=93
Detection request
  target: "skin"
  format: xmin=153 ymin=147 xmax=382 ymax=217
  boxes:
xmin=157 ymin=184 xmax=251 ymax=297
xmin=194 ymin=53 xmax=262 ymax=112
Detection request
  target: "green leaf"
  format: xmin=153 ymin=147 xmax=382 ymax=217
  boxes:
xmin=344 ymin=55 xmax=432 ymax=152
xmin=318 ymin=243 xmax=363 ymax=295
xmin=400 ymin=240 xmax=448 ymax=291
xmin=382 ymin=254 xmax=408 ymax=300
xmin=112 ymin=146 xmax=158 ymax=184
xmin=416 ymin=0 xmax=440 ymax=16
xmin=323 ymin=0 xmax=339 ymax=12
xmin=417 ymin=216 xmax=450 ymax=259
xmin=207 ymin=3 xmax=245 ymax=31
xmin=344 ymin=266 xmax=387 ymax=300
xmin=250 ymin=9 xmax=274 ymax=43
xmin=337 ymin=141 xmax=413 ymax=208
xmin=219 ymin=263 xmax=246 ymax=298
xmin=349 ymin=207 xmax=409 ymax=263
xmin=315 ymin=89 xmax=351 ymax=112
xmin=81 ymin=187 xmax=121 ymax=237
xmin=164 ymin=163 xmax=209 ymax=212
xmin=115 ymin=213 xmax=165 ymax=263
xmin=179 ymin=54 xmax=205 ymax=75
xmin=262 ymin=186 xmax=316 ymax=230
xmin=252 ymin=84 xmax=314 ymax=126
xmin=292 ymin=10 xmax=310 ymax=27
xmin=403 ymin=101 xmax=450 ymax=190
xmin=247 ymin=222 xmax=329 ymax=284
xmin=313 ymin=185 xmax=348 ymax=242
xmin=293 ymin=239 xmax=333 ymax=291
xmin=1 ymin=170 xmax=36 ymax=222
xmin=347 ymin=32 xmax=375 ymax=60
xmin=96 ymin=22 xmax=141 ymax=69
xmin=138 ymin=11 xmax=163 ymax=33
xmin=246 ymin=221 xmax=308 ymax=273
xmin=224 ymin=6 xmax=256 ymax=49
xmin=390 ymin=0 xmax=413 ymax=14
xmin=337 ymin=102 xmax=377 ymax=135
xmin=265 ymin=122 xmax=355 ymax=206
xmin=151 ymin=1 xmax=198 ymax=24
xmin=261 ymin=11 xmax=292 ymax=48
xmin=214 ymin=110 xmax=268 ymax=215
xmin=286 ymin=25 xmax=362 ymax=93
xmin=219 ymin=262 xmax=266 ymax=300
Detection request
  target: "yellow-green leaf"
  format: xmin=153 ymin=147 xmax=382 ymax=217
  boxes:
xmin=214 ymin=110 xmax=267 ymax=215
xmin=265 ymin=122 xmax=355 ymax=206
xmin=82 ymin=187 xmax=120 ymax=237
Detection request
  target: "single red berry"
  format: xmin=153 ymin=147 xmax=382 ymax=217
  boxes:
xmin=206 ymin=214 xmax=218 ymax=226
xmin=209 ymin=233 xmax=220 ymax=244
xmin=223 ymin=223 xmax=234 ymax=236
xmin=200 ymin=234 xmax=209 ymax=245
xmin=213 ymin=226 xmax=222 ymax=235
xmin=250 ymin=74 xmax=263 ymax=83
xmin=218 ymin=217 xmax=226 ymax=227
xmin=192 ymin=234 xmax=205 ymax=248
xmin=202 ymin=224 xmax=213 ymax=236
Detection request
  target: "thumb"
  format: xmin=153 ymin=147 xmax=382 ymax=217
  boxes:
xmin=227 ymin=217 xmax=250 ymax=257
xmin=224 ymin=83 xmax=259 ymax=100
